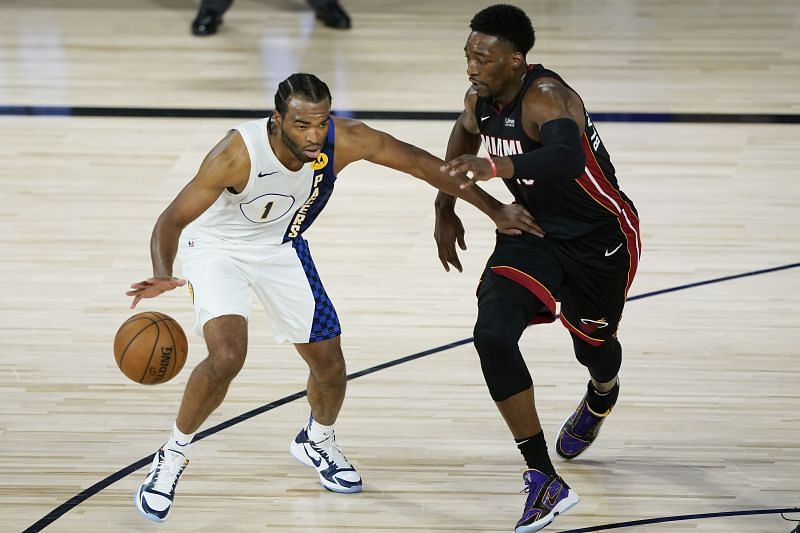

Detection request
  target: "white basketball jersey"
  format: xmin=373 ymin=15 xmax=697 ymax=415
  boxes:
xmin=182 ymin=118 xmax=325 ymax=249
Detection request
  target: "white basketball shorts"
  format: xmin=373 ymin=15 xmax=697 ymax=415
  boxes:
xmin=177 ymin=236 xmax=340 ymax=344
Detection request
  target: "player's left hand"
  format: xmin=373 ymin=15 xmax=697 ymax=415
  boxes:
xmin=434 ymin=206 xmax=467 ymax=273
xmin=493 ymin=203 xmax=545 ymax=237
xmin=440 ymin=155 xmax=496 ymax=188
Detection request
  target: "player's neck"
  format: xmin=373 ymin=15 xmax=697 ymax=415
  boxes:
xmin=493 ymin=69 xmax=527 ymax=108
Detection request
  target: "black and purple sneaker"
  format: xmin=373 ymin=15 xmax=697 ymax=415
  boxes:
xmin=515 ymin=469 xmax=579 ymax=532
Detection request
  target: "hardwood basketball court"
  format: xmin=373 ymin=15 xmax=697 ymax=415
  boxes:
xmin=1 ymin=1 xmax=798 ymax=531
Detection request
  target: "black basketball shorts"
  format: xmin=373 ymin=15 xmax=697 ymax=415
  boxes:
xmin=478 ymin=225 xmax=640 ymax=346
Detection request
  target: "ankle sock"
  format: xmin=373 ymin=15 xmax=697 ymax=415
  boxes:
xmin=516 ymin=431 xmax=555 ymax=476
xmin=307 ymin=416 xmax=335 ymax=443
xmin=586 ymin=379 xmax=620 ymax=414
xmin=165 ymin=422 xmax=195 ymax=455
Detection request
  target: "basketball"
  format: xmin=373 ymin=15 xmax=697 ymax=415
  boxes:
xmin=113 ymin=311 xmax=188 ymax=385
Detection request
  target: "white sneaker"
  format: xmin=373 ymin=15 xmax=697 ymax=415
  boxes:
xmin=290 ymin=427 xmax=362 ymax=493
xmin=134 ymin=447 xmax=189 ymax=522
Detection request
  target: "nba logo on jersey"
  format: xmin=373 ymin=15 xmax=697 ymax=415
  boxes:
xmin=187 ymin=239 xmax=195 ymax=247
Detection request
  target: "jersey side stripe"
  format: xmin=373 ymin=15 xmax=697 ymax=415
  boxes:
xmin=577 ymin=136 xmax=641 ymax=293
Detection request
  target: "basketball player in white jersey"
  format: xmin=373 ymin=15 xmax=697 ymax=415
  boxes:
xmin=126 ymin=73 xmax=543 ymax=522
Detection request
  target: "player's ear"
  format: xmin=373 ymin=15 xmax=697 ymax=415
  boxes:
xmin=510 ymin=51 xmax=525 ymax=70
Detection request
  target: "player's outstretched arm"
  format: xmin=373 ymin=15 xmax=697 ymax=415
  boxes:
xmin=127 ymin=131 xmax=249 ymax=308
xmin=334 ymin=117 xmax=542 ymax=234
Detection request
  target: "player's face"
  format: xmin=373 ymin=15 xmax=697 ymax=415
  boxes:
xmin=464 ymin=32 xmax=522 ymax=99
xmin=275 ymin=97 xmax=331 ymax=163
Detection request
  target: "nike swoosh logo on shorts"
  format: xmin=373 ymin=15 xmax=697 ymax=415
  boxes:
xmin=604 ymin=243 xmax=623 ymax=257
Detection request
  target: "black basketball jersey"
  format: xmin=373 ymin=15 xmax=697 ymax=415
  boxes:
xmin=475 ymin=64 xmax=639 ymax=243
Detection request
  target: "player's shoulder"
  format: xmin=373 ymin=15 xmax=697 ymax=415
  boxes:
xmin=210 ymin=129 xmax=248 ymax=167
xmin=464 ymin=86 xmax=479 ymax=111
xmin=331 ymin=116 xmax=381 ymax=147
xmin=197 ymin=129 xmax=250 ymax=186
xmin=331 ymin=115 xmax=363 ymax=134
xmin=458 ymin=86 xmax=479 ymax=126
xmin=525 ymin=75 xmax=572 ymax=101
xmin=522 ymin=74 xmax=581 ymax=118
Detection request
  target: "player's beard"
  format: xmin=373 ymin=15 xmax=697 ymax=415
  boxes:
xmin=281 ymin=129 xmax=322 ymax=164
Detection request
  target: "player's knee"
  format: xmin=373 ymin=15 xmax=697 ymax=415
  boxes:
xmin=208 ymin=347 xmax=246 ymax=382
xmin=473 ymin=322 xmax=517 ymax=362
xmin=473 ymin=322 xmax=532 ymax=401
xmin=308 ymin=349 xmax=346 ymax=385
xmin=572 ymin=334 xmax=621 ymax=383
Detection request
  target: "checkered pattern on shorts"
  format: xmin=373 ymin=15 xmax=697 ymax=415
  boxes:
xmin=291 ymin=237 xmax=341 ymax=342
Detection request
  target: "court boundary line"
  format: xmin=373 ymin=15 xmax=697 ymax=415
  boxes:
xmin=21 ymin=261 xmax=800 ymax=532
xmin=3 ymin=105 xmax=800 ymax=123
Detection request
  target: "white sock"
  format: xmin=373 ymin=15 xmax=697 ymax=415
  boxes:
xmin=307 ymin=416 xmax=334 ymax=444
xmin=165 ymin=422 xmax=195 ymax=455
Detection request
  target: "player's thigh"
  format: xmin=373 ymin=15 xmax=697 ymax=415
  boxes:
xmin=250 ymin=239 xmax=340 ymax=344
xmin=558 ymin=229 xmax=632 ymax=345
xmin=482 ymin=232 xmax=565 ymax=324
xmin=179 ymin=248 xmax=253 ymax=338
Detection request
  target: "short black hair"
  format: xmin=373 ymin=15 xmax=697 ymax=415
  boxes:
xmin=470 ymin=4 xmax=535 ymax=55
xmin=274 ymin=73 xmax=332 ymax=115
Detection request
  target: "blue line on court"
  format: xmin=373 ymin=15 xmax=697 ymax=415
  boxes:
xmin=22 ymin=261 xmax=800 ymax=532
xmin=561 ymin=507 xmax=800 ymax=532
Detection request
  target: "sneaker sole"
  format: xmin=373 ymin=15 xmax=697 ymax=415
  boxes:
xmin=515 ymin=489 xmax=580 ymax=533
xmin=289 ymin=439 xmax=362 ymax=494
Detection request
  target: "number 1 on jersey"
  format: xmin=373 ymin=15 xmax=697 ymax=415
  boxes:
xmin=261 ymin=201 xmax=274 ymax=220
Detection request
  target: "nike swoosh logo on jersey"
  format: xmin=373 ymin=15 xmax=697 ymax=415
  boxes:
xmin=480 ymin=116 xmax=491 ymax=122
xmin=604 ymin=243 xmax=623 ymax=256
xmin=258 ymin=171 xmax=278 ymax=177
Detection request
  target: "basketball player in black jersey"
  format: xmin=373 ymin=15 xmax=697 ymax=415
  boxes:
xmin=436 ymin=5 xmax=641 ymax=532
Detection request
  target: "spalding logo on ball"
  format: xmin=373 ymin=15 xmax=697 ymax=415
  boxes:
xmin=114 ymin=311 xmax=188 ymax=384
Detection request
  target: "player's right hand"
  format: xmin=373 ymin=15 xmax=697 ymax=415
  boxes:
xmin=434 ymin=207 xmax=467 ymax=273
xmin=126 ymin=277 xmax=187 ymax=309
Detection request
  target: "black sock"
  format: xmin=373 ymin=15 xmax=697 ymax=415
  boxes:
xmin=586 ymin=379 xmax=619 ymax=414
xmin=515 ymin=431 xmax=555 ymax=476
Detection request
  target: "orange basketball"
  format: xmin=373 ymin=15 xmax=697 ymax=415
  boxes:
xmin=113 ymin=311 xmax=188 ymax=385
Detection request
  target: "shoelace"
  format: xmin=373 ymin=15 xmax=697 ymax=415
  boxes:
xmin=313 ymin=435 xmax=352 ymax=469
xmin=152 ymin=451 xmax=186 ymax=493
